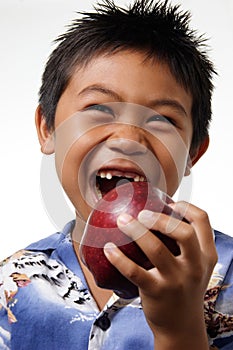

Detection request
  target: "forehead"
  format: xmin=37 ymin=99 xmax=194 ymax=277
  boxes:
xmin=67 ymin=50 xmax=192 ymax=111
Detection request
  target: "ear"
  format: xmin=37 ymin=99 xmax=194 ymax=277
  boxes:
xmin=184 ymin=136 xmax=209 ymax=176
xmin=35 ymin=105 xmax=55 ymax=154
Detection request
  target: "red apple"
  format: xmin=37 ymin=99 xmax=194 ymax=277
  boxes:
xmin=80 ymin=181 xmax=181 ymax=299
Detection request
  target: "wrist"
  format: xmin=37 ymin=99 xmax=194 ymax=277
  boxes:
xmin=154 ymin=332 xmax=209 ymax=350
xmin=151 ymin=310 xmax=209 ymax=350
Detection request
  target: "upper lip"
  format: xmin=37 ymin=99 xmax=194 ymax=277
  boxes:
xmin=93 ymin=160 xmax=147 ymax=179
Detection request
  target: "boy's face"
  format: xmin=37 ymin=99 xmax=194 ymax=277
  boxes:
xmin=39 ymin=50 xmax=196 ymax=222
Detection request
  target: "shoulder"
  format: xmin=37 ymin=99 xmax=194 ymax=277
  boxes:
xmin=205 ymin=230 xmax=233 ymax=347
xmin=0 ymin=221 xmax=93 ymax=350
xmin=0 ymin=246 xmax=60 ymax=314
xmin=214 ymin=230 xmax=233 ymax=268
xmin=0 ymin=221 xmax=89 ymax=320
xmin=0 ymin=231 xmax=65 ymax=291
xmin=0 ymin=222 xmax=75 ymax=308
xmin=214 ymin=229 xmax=233 ymax=247
xmin=210 ymin=230 xmax=233 ymax=285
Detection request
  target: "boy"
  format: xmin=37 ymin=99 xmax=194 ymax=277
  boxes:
xmin=0 ymin=0 xmax=233 ymax=349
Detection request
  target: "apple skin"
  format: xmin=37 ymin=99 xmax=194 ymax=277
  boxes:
xmin=80 ymin=181 xmax=181 ymax=299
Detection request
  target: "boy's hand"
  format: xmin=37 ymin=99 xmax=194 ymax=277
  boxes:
xmin=104 ymin=202 xmax=218 ymax=350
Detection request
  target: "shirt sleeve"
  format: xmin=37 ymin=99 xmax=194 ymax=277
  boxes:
xmin=212 ymin=258 xmax=233 ymax=349
xmin=0 ymin=263 xmax=12 ymax=349
xmin=206 ymin=231 xmax=233 ymax=349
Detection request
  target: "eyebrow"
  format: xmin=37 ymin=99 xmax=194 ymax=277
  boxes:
xmin=78 ymin=84 xmax=122 ymax=102
xmin=151 ymin=99 xmax=188 ymax=117
xmin=78 ymin=84 xmax=188 ymax=117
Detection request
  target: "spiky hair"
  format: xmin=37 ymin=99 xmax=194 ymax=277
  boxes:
xmin=39 ymin=0 xmax=216 ymax=150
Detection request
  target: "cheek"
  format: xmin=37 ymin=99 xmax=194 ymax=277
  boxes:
xmin=55 ymin=132 xmax=94 ymax=189
xmin=54 ymin=143 xmax=93 ymax=221
xmin=151 ymin=132 xmax=191 ymax=195
xmin=54 ymin=122 xmax=100 ymax=179
xmin=162 ymin=151 xmax=189 ymax=196
xmin=53 ymin=128 xmax=104 ymax=217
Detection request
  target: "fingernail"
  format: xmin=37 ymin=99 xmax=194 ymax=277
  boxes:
xmin=138 ymin=210 xmax=158 ymax=226
xmin=117 ymin=213 xmax=132 ymax=226
xmin=104 ymin=242 xmax=117 ymax=256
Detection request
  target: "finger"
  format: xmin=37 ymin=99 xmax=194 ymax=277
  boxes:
xmin=169 ymin=202 xmax=217 ymax=263
xmin=138 ymin=209 xmax=201 ymax=261
xmin=103 ymin=242 xmax=156 ymax=289
xmin=117 ymin=213 xmax=176 ymax=272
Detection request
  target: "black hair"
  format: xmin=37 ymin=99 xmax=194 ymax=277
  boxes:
xmin=38 ymin=0 xmax=216 ymax=151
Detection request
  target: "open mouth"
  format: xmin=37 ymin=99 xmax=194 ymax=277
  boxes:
xmin=95 ymin=169 xmax=146 ymax=199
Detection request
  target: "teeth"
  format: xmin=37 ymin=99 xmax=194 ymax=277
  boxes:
xmin=97 ymin=171 xmax=146 ymax=182
xmin=106 ymin=172 xmax=113 ymax=180
xmin=96 ymin=186 xmax=102 ymax=199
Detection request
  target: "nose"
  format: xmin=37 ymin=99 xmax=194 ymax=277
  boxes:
xmin=106 ymin=125 xmax=148 ymax=155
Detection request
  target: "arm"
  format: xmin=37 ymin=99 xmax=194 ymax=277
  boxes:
xmin=104 ymin=201 xmax=217 ymax=350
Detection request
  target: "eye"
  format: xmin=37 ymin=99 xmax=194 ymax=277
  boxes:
xmin=82 ymin=104 xmax=116 ymax=125
xmin=147 ymin=114 xmax=174 ymax=124
xmin=85 ymin=104 xmax=114 ymax=116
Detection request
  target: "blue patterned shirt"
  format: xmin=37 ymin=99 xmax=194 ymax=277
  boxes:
xmin=0 ymin=221 xmax=233 ymax=349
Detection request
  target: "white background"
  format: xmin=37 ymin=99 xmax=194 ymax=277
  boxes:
xmin=0 ymin=0 xmax=232 ymax=260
